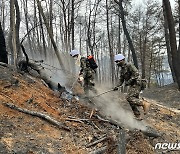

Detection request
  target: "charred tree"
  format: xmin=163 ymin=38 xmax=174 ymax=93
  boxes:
xmin=9 ymin=0 xmax=21 ymax=65
xmin=162 ymin=3 xmax=176 ymax=82
xmin=114 ymin=0 xmax=139 ymax=69
xmin=163 ymin=0 xmax=180 ymax=90
xmin=106 ymin=0 xmax=115 ymax=84
xmin=18 ymin=44 xmax=29 ymax=72
xmin=71 ymin=0 xmax=75 ymax=50
xmin=0 ymin=21 xmax=8 ymax=64
xmin=36 ymin=0 xmax=65 ymax=70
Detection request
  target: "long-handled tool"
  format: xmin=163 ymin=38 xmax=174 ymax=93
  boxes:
xmin=90 ymin=89 xmax=114 ymax=99
xmin=90 ymin=86 xmax=122 ymax=99
xmin=88 ymin=88 xmax=116 ymax=118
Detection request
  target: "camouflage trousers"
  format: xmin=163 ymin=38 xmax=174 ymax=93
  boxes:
xmin=126 ymin=84 xmax=143 ymax=117
xmin=83 ymin=68 xmax=97 ymax=96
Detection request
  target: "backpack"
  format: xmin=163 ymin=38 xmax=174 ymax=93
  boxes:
xmin=87 ymin=55 xmax=98 ymax=70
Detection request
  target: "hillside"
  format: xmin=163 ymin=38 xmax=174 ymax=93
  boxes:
xmin=0 ymin=64 xmax=179 ymax=154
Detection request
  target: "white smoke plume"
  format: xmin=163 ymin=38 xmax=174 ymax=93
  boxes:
xmin=28 ymin=52 xmax=148 ymax=131
xmin=91 ymin=85 xmax=148 ymax=131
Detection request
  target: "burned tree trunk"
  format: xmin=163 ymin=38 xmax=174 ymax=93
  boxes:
xmin=106 ymin=0 xmax=115 ymax=84
xmin=35 ymin=0 xmax=65 ymax=70
xmin=8 ymin=0 xmax=21 ymax=65
xmin=162 ymin=1 xmax=176 ymax=82
xmin=163 ymin=0 xmax=180 ymax=90
xmin=114 ymin=0 xmax=139 ymax=69
xmin=0 ymin=21 xmax=8 ymax=64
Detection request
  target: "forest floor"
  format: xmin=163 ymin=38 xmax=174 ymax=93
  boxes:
xmin=0 ymin=64 xmax=179 ymax=154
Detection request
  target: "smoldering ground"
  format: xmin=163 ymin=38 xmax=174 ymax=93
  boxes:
xmin=28 ymin=52 xmax=148 ymax=131
xmin=89 ymin=85 xmax=148 ymax=131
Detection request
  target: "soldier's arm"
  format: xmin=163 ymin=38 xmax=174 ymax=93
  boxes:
xmin=79 ymin=57 xmax=86 ymax=75
xmin=126 ymin=64 xmax=139 ymax=85
xmin=130 ymin=63 xmax=139 ymax=79
xmin=117 ymin=75 xmax=124 ymax=87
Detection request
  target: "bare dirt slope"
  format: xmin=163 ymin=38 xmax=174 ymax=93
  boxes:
xmin=0 ymin=64 xmax=179 ymax=154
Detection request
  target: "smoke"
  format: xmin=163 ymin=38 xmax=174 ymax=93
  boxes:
xmin=30 ymin=52 xmax=79 ymax=90
xmin=91 ymin=85 xmax=148 ymax=131
xmin=28 ymin=52 xmax=147 ymax=131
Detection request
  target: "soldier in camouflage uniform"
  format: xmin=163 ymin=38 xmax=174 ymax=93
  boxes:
xmin=113 ymin=54 xmax=150 ymax=119
xmin=79 ymin=56 xmax=96 ymax=95
xmin=70 ymin=50 xmax=96 ymax=96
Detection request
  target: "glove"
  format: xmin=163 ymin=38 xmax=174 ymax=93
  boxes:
xmin=78 ymin=76 xmax=84 ymax=82
xmin=113 ymin=87 xmax=119 ymax=91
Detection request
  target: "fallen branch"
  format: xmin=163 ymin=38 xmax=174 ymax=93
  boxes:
xmin=85 ymin=112 xmax=109 ymax=122
xmin=0 ymin=62 xmax=8 ymax=67
xmin=86 ymin=135 xmax=107 ymax=148
xmin=3 ymin=102 xmax=70 ymax=131
xmin=146 ymin=98 xmax=180 ymax=114
xmin=107 ymin=118 xmax=123 ymax=129
xmin=67 ymin=115 xmax=102 ymax=131
xmin=85 ymin=112 xmax=123 ymax=128
xmin=96 ymin=115 xmax=123 ymax=129
xmin=67 ymin=116 xmax=89 ymax=122
xmin=90 ymin=108 xmax=94 ymax=118
xmin=89 ymin=146 xmax=107 ymax=154
xmin=94 ymin=114 xmax=109 ymax=122
xmin=91 ymin=121 xmax=101 ymax=131
xmin=65 ymin=118 xmax=84 ymax=124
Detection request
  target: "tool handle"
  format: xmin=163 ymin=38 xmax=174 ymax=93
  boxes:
xmin=91 ymin=89 xmax=114 ymax=98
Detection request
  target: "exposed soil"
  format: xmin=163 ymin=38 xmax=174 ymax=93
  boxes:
xmin=0 ymin=64 xmax=179 ymax=154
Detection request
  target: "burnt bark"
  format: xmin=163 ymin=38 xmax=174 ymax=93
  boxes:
xmin=162 ymin=2 xmax=176 ymax=82
xmin=163 ymin=0 xmax=180 ymax=90
xmin=14 ymin=0 xmax=21 ymax=58
xmin=106 ymin=0 xmax=115 ymax=84
xmin=71 ymin=0 xmax=75 ymax=49
xmin=36 ymin=0 xmax=65 ymax=70
xmin=0 ymin=21 xmax=8 ymax=64
xmin=114 ymin=0 xmax=139 ymax=69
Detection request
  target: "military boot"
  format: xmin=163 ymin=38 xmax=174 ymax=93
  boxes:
xmin=142 ymin=99 xmax=150 ymax=114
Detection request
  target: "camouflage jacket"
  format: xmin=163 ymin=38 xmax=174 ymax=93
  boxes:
xmin=117 ymin=63 xmax=139 ymax=86
xmin=79 ymin=57 xmax=94 ymax=79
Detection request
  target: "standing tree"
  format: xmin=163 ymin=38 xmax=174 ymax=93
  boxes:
xmin=163 ymin=0 xmax=180 ymax=89
xmin=0 ymin=21 xmax=8 ymax=64
xmin=162 ymin=2 xmax=176 ymax=82
xmin=114 ymin=0 xmax=139 ymax=69
xmin=71 ymin=0 xmax=75 ymax=50
xmin=8 ymin=0 xmax=20 ymax=65
xmin=36 ymin=0 xmax=65 ymax=69
xmin=106 ymin=0 xmax=115 ymax=83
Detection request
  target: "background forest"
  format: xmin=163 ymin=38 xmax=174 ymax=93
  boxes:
xmin=1 ymin=0 xmax=180 ymax=90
